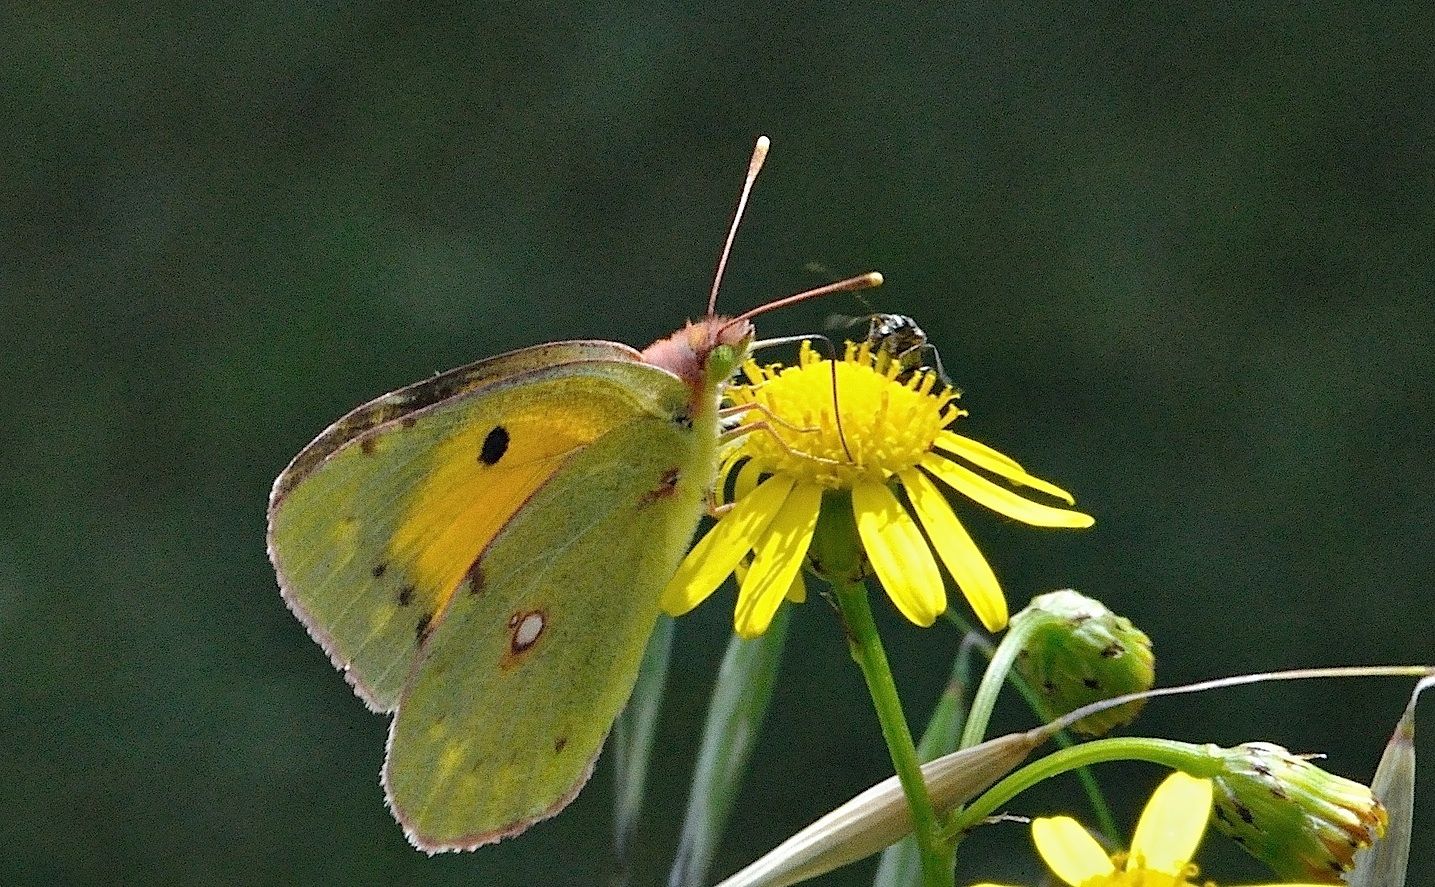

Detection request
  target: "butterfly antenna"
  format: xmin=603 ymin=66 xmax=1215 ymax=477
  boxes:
xmin=708 ymin=135 xmax=771 ymax=317
xmin=729 ymin=272 xmax=884 ymax=327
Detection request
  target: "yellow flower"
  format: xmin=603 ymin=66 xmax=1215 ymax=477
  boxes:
xmin=661 ymin=339 xmax=1094 ymax=638
xmin=971 ymin=771 xmax=1334 ymax=887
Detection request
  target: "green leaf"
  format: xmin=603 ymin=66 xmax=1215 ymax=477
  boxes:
xmin=668 ymin=606 xmax=791 ymax=887
xmin=611 ymin=614 xmax=676 ymax=884
xmin=1348 ymin=674 xmax=1432 ymax=887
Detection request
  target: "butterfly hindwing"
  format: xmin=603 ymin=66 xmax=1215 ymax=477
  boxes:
xmin=383 ymin=406 xmax=717 ymax=850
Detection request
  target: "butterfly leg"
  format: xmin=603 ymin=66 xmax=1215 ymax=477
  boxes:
xmin=720 ymin=335 xmax=855 ymax=461
xmin=716 ymin=416 xmax=846 ymax=469
xmin=703 ymin=488 xmax=736 ymax=519
xmin=717 ymin=401 xmax=820 ymax=438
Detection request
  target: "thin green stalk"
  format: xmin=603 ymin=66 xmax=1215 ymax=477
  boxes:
xmin=872 ymin=643 xmax=972 ymax=887
xmin=949 ymin=736 xmax=1210 ymax=834
xmin=945 ymin=611 xmax=1118 ymax=840
xmin=611 ymin=614 xmax=676 ymax=886
xmin=955 ymin=618 xmax=1029 ymax=752
xmin=668 ymin=607 xmax=791 ymax=887
xmin=830 ymin=575 xmax=953 ymax=887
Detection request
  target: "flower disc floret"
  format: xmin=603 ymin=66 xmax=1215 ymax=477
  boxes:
xmin=729 ymin=341 xmax=959 ymax=489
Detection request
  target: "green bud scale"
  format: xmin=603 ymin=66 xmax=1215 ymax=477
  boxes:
xmin=1208 ymin=741 xmax=1387 ymax=883
xmin=1012 ymin=589 xmax=1155 ymax=736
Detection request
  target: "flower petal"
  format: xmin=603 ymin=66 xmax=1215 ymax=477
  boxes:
xmin=661 ymin=473 xmax=795 ymax=616
xmin=734 ymin=482 xmax=822 ymax=638
xmin=714 ymin=458 xmax=741 ymax=507
xmin=785 ymin=570 xmax=807 ymax=603
xmin=934 ymin=432 xmax=1077 ymax=505
xmin=920 ymin=453 xmax=1094 ymax=528
xmin=1031 ymin=816 xmax=1116 ymax=886
xmin=933 ymin=430 xmax=1022 ymax=469
xmin=1129 ymin=771 xmax=1214 ymax=874
xmin=852 ymin=480 xmax=945 ymax=626
xmin=734 ymin=457 xmax=765 ymax=501
xmin=899 ymin=468 xmax=1008 ymax=632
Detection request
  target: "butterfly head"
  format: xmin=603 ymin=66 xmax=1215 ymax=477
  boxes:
xmin=640 ymin=316 xmax=755 ymax=395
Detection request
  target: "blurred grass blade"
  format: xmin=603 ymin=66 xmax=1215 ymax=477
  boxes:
xmin=714 ymin=730 xmax=1042 ymax=887
xmin=611 ymin=614 xmax=677 ymax=883
xmin=668 ymin=606 xmax=791 ymax=887
xmin=871 ymin=639 xmax=973 ymax=887
xmin=1348 ymin=674 xmax=1432 ymax=887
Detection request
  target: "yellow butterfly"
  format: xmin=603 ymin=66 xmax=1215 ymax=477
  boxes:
xmin=266 ymin=137 xmax=880 ymax=851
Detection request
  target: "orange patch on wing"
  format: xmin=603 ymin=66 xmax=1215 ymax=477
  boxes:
xmin=388 ymin=403 xmax=621 ymax=622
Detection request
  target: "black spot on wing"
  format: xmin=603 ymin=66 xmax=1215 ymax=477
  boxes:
xmin=479 ymin=426 xmax=510 ymax=465
xmin=415 ymin=612 xmax=433 ymax=644
xmin=372 ymin=562 xmax=387 ymax=578
xmin=397 ymin=585 xmax=415 ymax=607
xmin=553 ymin=736 xmax=567 ymax=754
xmin=359 ymin=436 xmax=377 ymax=455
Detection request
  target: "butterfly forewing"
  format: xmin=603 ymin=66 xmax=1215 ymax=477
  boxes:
xmin=268 ymin=342 xmax=666 ymax=712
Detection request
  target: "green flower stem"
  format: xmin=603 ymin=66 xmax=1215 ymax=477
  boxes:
xmin=948 ymin=736 xmax=1210 ymax=835
xmin=830 ymin=575 xmax=953 ymax=887
xmin=955 ymin=615 xmax=1032 ymax=751
xmin=944 ymin=611 xmax=1118 ymax=841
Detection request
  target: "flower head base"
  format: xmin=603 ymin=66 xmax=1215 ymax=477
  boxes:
xmin=1013 ymin=589 xmax=1156 ymax=736
xmin=970 ymin=771 xmax=1335 ymax=887
xmin=1208 ymin=742 xmax=1387 ymax=883
xmin=661 ymin=339 xmax=1095 ymax=638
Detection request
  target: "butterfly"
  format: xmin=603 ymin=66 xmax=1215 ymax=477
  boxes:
xmin=266 ymin=137 xmax=881 ymax=852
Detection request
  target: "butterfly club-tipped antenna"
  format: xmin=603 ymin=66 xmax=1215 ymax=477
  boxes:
xmin=693 ymin=135 xmax=885 ymax=463
xmin=707 ymin=135 xmax=771 ymax=318
xmin=730 ymin=278 xmax=892 ymax=466
xmin=706 ymin=136 xmax=884 ymax=466
xmin=707 ymin=134 xmax=885 ymax=335
xmin=642 ymin=138 xmax=882 ymax=395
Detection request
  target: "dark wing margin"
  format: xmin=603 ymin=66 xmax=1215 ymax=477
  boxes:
xmin=271 ymin=340 xmax=645 ymax=504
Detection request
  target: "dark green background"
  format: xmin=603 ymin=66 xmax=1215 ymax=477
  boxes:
xmin=3 ymin=3 xmax=1430 ymax=885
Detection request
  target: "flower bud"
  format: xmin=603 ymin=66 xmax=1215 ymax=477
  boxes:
xmin=1207 ymin=741 xmax=1387 ymax=883
xmin=1011 ymin=590 xmax=1154 ymax=735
